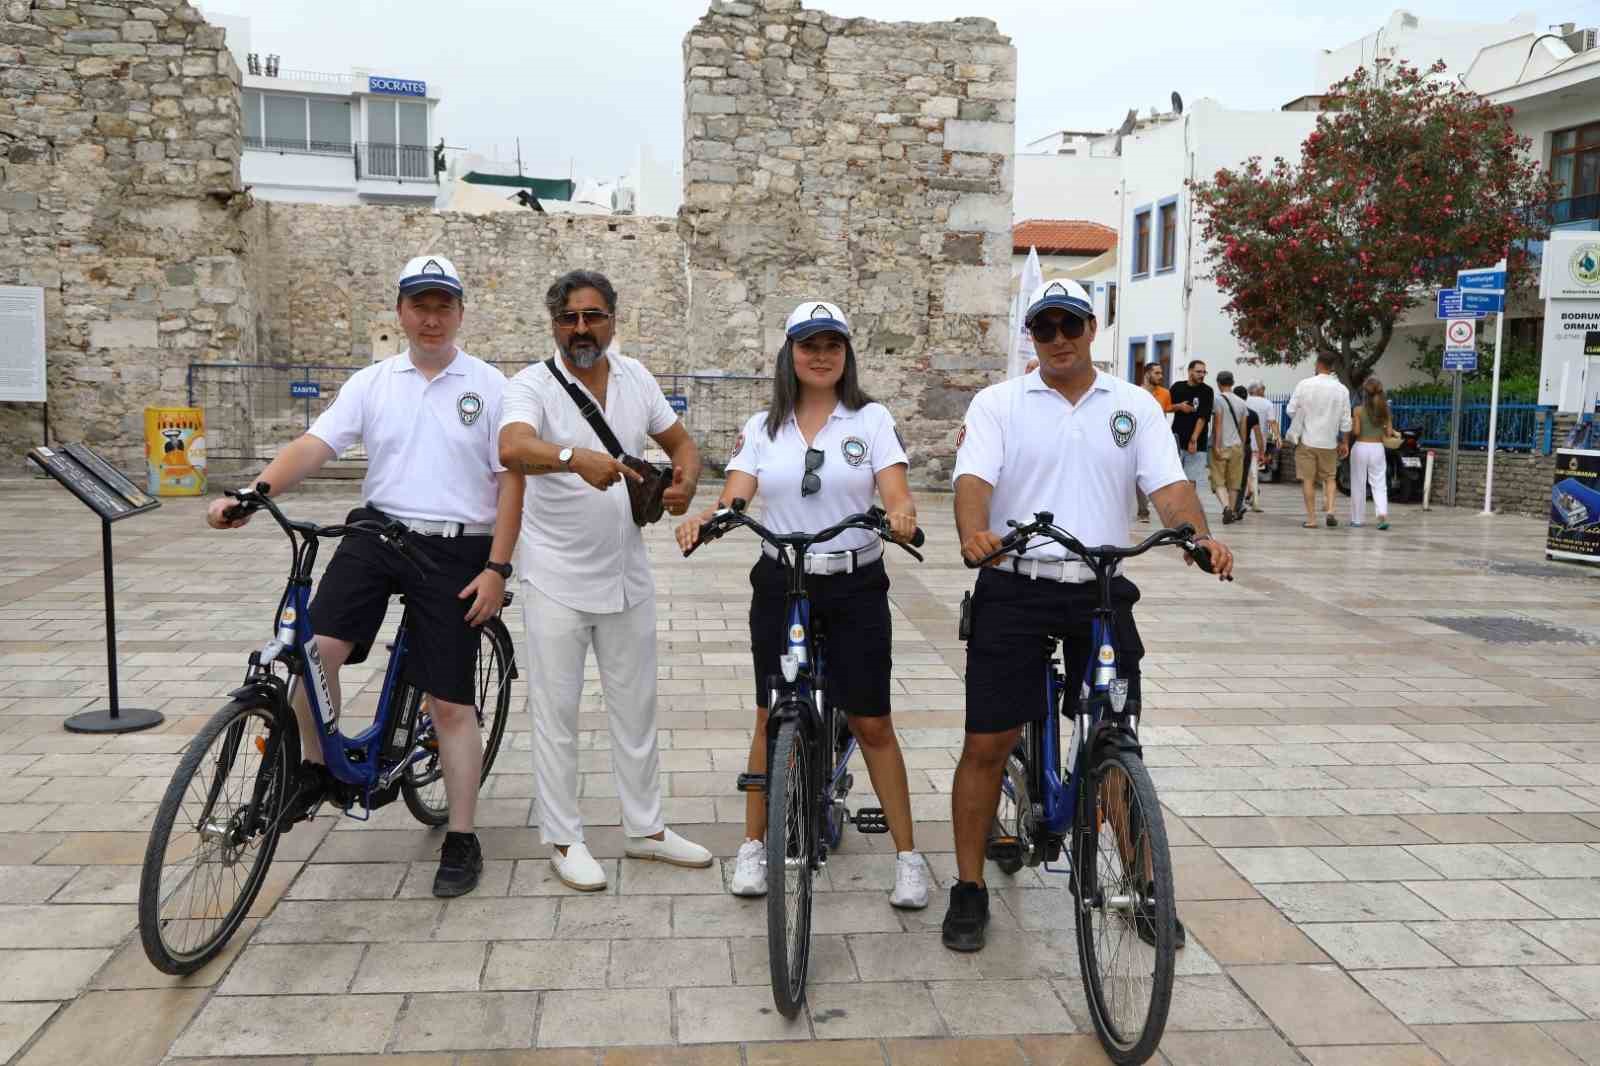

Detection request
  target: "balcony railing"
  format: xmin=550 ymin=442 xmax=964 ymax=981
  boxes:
xmin=243 ymin=136 xmax=353 ymax=158
xmin=355 ymin=142 xmax=436 ymax=184
xmin=1552 ymin=193 xmax=1600 ymax=229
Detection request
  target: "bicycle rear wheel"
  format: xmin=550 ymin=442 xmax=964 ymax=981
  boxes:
xmin=766 ymin=715 xmax=815 ymax=1018
xmin=139 ymin=697 xmax=294 ymax=974
xmin=1072 ymin=746 xmax=1175 ymax=1066
xmin=403 ymin=615 xmax=515 ymax=826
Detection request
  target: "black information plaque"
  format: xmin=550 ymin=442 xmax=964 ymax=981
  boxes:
xmin=24 ymin=443 xmax=164 ymax=734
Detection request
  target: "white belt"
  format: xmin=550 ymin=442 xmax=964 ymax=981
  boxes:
xmin=392 ymin=517 xmax=494 ymax=538
xmin=762 ymin=540 xmax=883 ymax=575
xmin=996 ymin=554 xmax=1100 ymax=584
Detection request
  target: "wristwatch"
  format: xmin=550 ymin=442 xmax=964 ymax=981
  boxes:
xmin=558 ymin=447 xmax=574 ymax=469
xmin=484 ymin=560 xmax=513 ymax=579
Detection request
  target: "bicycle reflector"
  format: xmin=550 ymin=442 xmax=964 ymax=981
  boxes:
xmin=1109 ymin=678 xmax=1129 ymax=715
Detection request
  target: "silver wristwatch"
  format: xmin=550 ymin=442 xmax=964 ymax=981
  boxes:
xmin=558 ymin=447 xmax=574 ymax=469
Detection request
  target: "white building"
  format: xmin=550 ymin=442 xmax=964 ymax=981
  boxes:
xmin=1010 ymin=220 xmax=1120 ymax=369
xmin=1316 ymin=10 xmax=1539 ymax=91
xmin=209 ymin=12 xmax=443 ymax=207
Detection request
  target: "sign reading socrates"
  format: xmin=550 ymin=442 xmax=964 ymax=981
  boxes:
xmin=367 ymin=76 xmax=427 ymax=96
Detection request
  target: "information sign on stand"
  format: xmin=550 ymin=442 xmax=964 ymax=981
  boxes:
xmin=1548 ymin=449 xmax=1600 ymax=566
xmin=25 ymin=444 xmax=165 ymax=734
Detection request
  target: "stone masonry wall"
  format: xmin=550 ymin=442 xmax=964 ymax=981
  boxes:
xmin=253 ymin=203 xmax=687 ymax=369
xmin=0 ymin=0 xmax=251 ymax=467
xmin=680 ymin=0 xmax=1016 ymax=482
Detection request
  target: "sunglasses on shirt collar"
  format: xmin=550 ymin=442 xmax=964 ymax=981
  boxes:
xmin=1026 ymin=315 xmax=1088 ymax=343
xmin=801 ymin=447 xmax=825 ymax=497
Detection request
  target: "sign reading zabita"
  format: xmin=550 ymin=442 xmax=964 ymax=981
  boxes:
xmin=367 ymin=75 xmax=426 ymax=96
xmin=0 ymin=285 xmax=46 ymax=404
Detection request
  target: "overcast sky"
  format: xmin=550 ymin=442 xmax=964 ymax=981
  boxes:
xmin=212 ymin=0 xmax=1597 ymax=181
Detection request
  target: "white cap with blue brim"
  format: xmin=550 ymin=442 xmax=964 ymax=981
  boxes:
xmin=785 ymin=300 xmax=851 ymax=341
xmin=397 ymin=255 xmax=465 ymax=301
xmin=1023 ymin=279 xmax=1093 ymax=325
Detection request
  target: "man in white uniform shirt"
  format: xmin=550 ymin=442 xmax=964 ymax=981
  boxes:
xmin=497 ymin=269 xmax=710 ymax=892
xmin=942 ymin=279 xmax=1235 ymax=953
xmin=206 ymin=255 xmax=523 ymax=898
xmin=1285 ymin=355 xmax=1352 ymax=528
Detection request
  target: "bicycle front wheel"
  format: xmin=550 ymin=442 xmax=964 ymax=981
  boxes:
xmin=139 ymin=697 xmax=294 ymax=974
xmin=766 ymin=715 xmax=815 ymax=1018
xmin=1072 ymin=746 xmax=1175 ymax=1066
xmin=403 ymin=615 xmax=515 ymax=826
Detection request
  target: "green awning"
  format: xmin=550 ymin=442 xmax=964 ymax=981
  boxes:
xmin=460 ymin=172 xmax=574 ymax=200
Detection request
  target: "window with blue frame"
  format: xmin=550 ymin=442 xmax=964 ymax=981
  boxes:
xmin=1128 ymin=337 xmax=1148 ymax=380
xmin=1132 ymin=207 xmax=1152 ymax=277
xmin=1157 ymin=198 xmax=1178 ymax=272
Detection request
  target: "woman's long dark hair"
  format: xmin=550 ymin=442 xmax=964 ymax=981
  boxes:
xmin=1361 ymin=376 xmax=1391 ymax=432
xmin=763 ymin=335 xmax=875 ymax=439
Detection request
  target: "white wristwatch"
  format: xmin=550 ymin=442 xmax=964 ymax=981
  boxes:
xmin=558 ymin=447 xmax=574 ymax=469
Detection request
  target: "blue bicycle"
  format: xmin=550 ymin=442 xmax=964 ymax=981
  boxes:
xmin=968 ymin=514 xmax=1219 ymax=1065
xmin=685 ymin=499 xmax=923 ymax=1017
xmin=137 ymin=484 xmax=515 ymax=974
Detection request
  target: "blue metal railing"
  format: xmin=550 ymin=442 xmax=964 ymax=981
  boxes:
xmin=1274 ymin=393 xmax=1556 ymax=454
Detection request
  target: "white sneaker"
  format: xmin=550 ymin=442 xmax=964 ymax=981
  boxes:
xmin=729 ymin=838 xmax=767 ymax=897
xmin=890 ymin=850 xmax=930 ymax=910
xmin=624 ymin=827 xmax=714 ymax=868
xmin=551 ymin=843 xmax=607 ymax=892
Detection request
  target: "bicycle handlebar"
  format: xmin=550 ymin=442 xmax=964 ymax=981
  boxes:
xmin=965 ymin=511 xmax=1227 ymax=580
xmin=685 ymin=498 xmax=925 ymax=563
xmin=223 ymin=483 xmax=440 ymax=576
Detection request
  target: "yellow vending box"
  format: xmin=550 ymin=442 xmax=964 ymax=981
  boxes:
xmin=144 ymin=406 xmax=207 ymax=496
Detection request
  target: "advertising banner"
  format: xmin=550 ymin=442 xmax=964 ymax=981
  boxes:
xmin=1549 ymin=448 xmax=1600 ymax=566
xmin=144 ymin=407 xmax=207 ymax=496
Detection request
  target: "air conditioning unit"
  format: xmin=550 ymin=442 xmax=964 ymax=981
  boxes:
xmin=1564 ymin=27 xmax=1597 ymax=53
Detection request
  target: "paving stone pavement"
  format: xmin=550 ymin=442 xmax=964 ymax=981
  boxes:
xmin=1 ymin=479 xmax=1599 ymax=1066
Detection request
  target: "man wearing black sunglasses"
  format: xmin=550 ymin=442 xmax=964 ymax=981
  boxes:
xmin=943 ymin=279 xmax=1234 ymax=953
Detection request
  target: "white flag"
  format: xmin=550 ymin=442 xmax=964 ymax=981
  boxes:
xmin=1008 ymin=246 xmax=1042 ymax=378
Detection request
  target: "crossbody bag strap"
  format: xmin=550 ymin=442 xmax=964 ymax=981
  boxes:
xmin=1222 ymin=393 xmax=1247 ymax=446
xmin=545 ymin=357 xmax=624 ymax=458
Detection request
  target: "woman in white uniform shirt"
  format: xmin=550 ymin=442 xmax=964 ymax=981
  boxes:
xmin=676 ymin=301 xmax=930 ymax=909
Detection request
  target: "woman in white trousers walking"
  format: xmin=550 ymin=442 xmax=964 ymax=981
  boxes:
xmin=1348 ymin=377 xmax=1392 ymax=530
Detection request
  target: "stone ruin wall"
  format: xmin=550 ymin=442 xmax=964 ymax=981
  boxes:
xmin=0 ymin=0 xmax=253 ymax=466
xmin=680 ymin=0 xmax=1016 ymax=483
xmin=0 ymin=0 xmax=1016 ymax=484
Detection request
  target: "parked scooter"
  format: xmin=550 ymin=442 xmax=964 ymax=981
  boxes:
xmin=1338 ymin=426 xmax=1425 ymax=503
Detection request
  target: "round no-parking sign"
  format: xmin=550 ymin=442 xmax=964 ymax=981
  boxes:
xmin=1445 ymin=319 xmax=1475 ymax=349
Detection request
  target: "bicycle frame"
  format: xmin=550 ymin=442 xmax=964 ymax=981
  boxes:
xmin=1035 ymin=610 xmax=1125 ymax=840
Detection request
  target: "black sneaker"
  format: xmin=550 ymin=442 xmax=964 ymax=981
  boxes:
xmin=941 ymin=880 xmax=989 ymax=952
xmin=433 ymin=832 xmax=483 ymax=898
xmin=278 ymin=759 xmax=331 ymax=829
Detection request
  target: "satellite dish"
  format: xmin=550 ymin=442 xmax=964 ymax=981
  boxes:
xmin=1171 ymin=91 xmax=1184 ymax=114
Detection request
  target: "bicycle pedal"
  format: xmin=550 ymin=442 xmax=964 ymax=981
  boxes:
xmin=986 ymin=836 xmax=1024 ymax=865
xmin=851 ymin=807 xmax=889 ymax=834
xmin=736 ymin=772 xmax=767 ymax=793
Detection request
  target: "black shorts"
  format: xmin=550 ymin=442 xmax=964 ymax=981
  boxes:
xmin=748 ymin=554 xmax=892 ymax=716
xmin=307 ymin=507 xmax=493 ymax=706
xmin=964 ymin=567 xmax=1145 ymax=734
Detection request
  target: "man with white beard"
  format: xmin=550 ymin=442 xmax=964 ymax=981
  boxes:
xmin=497 ymin=270 xmax=708 ymax=892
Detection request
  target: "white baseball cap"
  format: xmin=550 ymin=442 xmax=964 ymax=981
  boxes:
xmin=397 ymin=255 xmax=464 ymax=300
xmin=785 ymin=300 xmax=851 ymax=341
xmin=1024 ymin=279 xmax=1093 ymax=325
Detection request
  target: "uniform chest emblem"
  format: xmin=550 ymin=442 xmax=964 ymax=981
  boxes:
xmin=840 ymin=436 xmax=868 ymax=467
xmin=457 ymin=392 xmax=484 ymax=426
xmin=1110 ymin=410 xmax=1136 ymax=448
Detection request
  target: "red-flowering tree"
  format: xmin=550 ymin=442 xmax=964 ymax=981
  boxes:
xmin=1190 ymin=62 xmax=1557 ymax=389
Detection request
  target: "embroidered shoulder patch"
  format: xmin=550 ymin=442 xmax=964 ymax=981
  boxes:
xmin=1110 ymin=410 xmax=1136 ymax=448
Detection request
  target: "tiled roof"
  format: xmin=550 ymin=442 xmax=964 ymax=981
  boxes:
xmin=1013 ymin=219 xmax=1117 ymax=256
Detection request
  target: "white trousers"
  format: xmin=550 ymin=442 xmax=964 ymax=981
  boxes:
xmin=1246 ymin=450 xmax=1261 ymax=505
xmin=521 ymin=582 xmax=663 ymax=845
xmin=1350 ymin=441 xmax=1388 ymax=525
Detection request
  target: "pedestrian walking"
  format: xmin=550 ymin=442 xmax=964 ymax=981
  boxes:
xmin=1136 ymin=363 xmax=1174 ymax=521
xmin=1169 ymin=360 xmax=1213 ymax=490
xmin=1209 ymin=371 xmax=1255 ymax=524
xmin=497 ymin=269 xmax=711 ymax=892
xmin=1285 ymin=355 xmax=1351 ymax=528
xmin=675 ymin=299 xmax=931 ymax=910
xmin=1243 ymin=381 xmax=1276 ymax=512
xmin=1349 ymin=376 xmax=1394 ymax=530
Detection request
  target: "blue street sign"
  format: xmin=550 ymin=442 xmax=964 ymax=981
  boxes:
xmin=289 ymin=381 xmax=320 ymax=398
xmin=1443 ymin=350 xmax=1478 ymax=372
xmin=1435 ymin=289 xmax=1487 ymax=320
xmin=1460 ymin=290 xmax=1503 ymax=314
xmin=665 ymin=394 xmax=687 ymax=415
xmin=1457 ymin=267 xmax=1506 ymax=292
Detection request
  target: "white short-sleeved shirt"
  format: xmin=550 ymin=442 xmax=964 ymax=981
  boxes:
xmin=952 ymin=370 xmax=1184 ymax=581
xmin=1214 ymin=390 xmax=1250 ymax=449
xmin=726 ymin=401 xmax=909 ymax=554
xmin=1246 ymin=395 xmax=1276 ymax=436
xmin=307 ymin=349 xmax=506 ymax=525
xmin=498 ymin=352 xmax=679 ymax=614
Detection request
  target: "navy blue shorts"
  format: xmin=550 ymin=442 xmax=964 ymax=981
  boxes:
xmin=748 ymin=555 xmax=893 ymax=716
